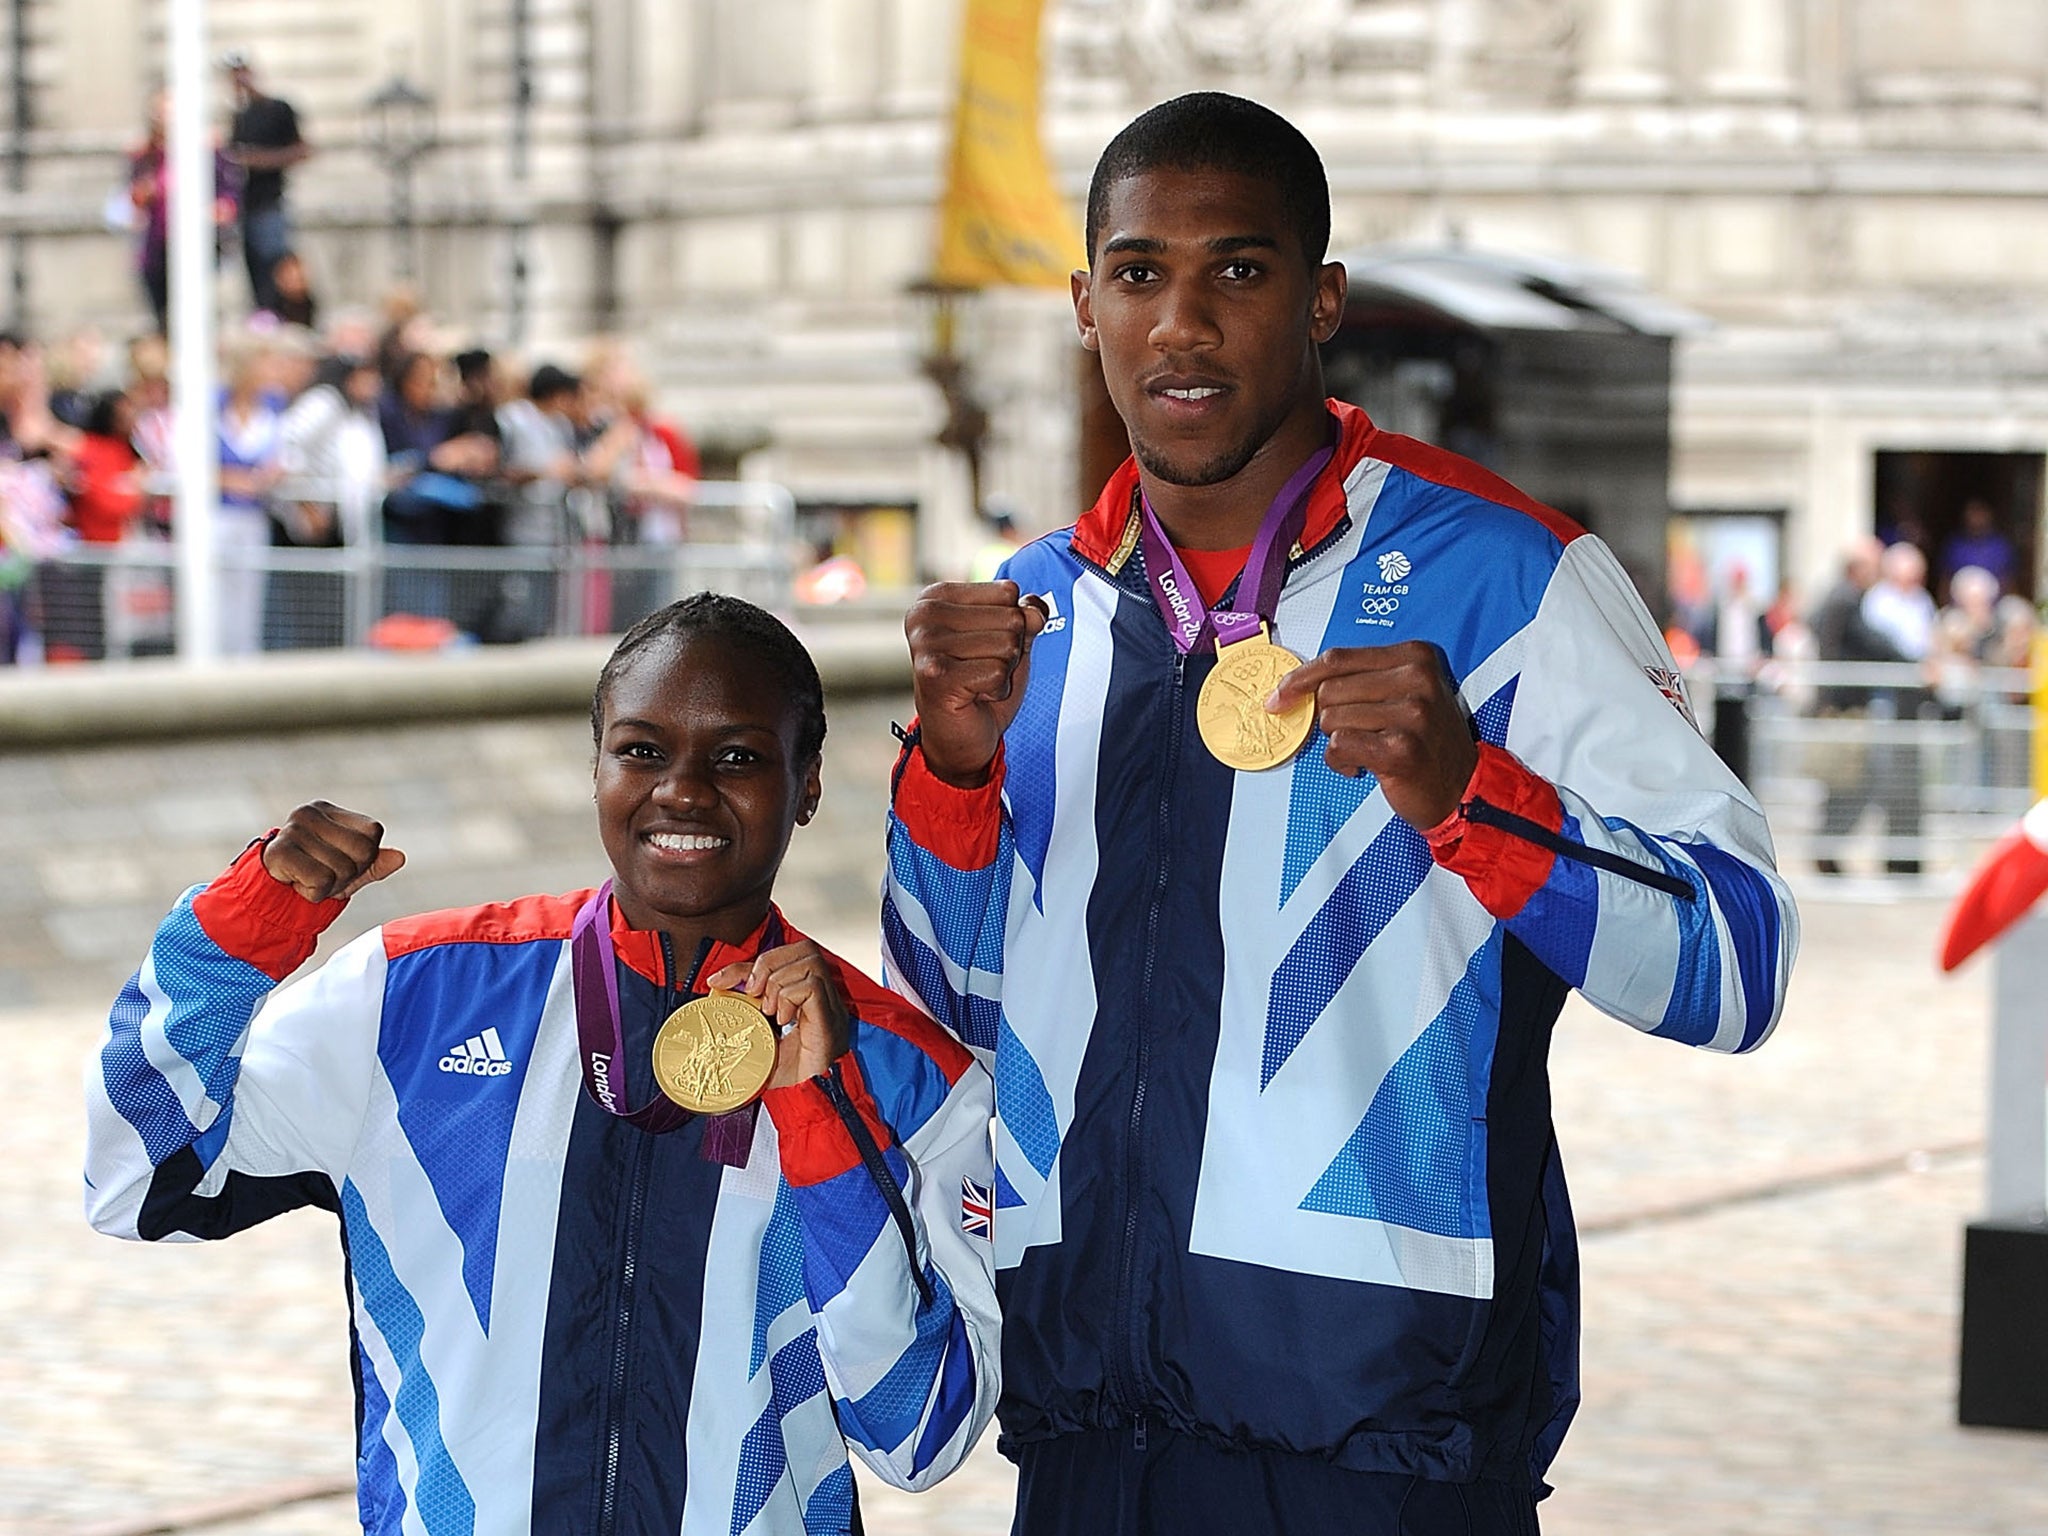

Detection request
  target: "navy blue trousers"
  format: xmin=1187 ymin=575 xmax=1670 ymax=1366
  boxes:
xmin=1010 ymin=1425 xmax=1542 ymax=1536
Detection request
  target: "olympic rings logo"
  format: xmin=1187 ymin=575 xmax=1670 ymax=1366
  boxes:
xmin=1361 ymin=597 xmax=1401 ymax=616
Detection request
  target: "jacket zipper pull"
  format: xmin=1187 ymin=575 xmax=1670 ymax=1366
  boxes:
xmin=1133 ymin=1416 xmax=1148 ymax=1453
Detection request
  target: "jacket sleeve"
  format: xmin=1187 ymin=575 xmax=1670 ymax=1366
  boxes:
xmin=879 ymin=730 xmax=1014 ymax=1057
xmin=84 ymin=840 xmax=385 ymax=1241
xmin=759 ymin=1003 xmax=999 ymax=1490
xmin=1428 ymin=534 xmax=1799 ymax=1054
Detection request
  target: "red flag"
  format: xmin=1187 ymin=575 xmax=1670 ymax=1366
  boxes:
xmin=1940 ymin=800 xmax=2048 ymax=971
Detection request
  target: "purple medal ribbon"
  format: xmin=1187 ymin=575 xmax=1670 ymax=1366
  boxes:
xmin=1136 ymin=435 xmax=1337 ymax=655
xmin=570 ymin=880 xmax=768 ymax=1165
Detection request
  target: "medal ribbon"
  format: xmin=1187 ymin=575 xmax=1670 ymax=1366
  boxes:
xmin=570 ymin=881 xmax=781 ymax=1162
xmin=1136 ymin=433 xmax=1336 ymax=656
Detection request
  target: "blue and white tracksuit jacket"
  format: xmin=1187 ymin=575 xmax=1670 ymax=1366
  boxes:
xmin=881 ymin=401 xmax=1797 ymax=1488
xmin=84 ymin=844 xmax=999 ymax=1535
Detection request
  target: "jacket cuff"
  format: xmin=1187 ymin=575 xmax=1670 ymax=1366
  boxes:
xmin=762 ymin=1049 xmax=895 ymax=1187
xmin=1423 ymin=743 xmax=1564 ymax=920
xmin=188 ymin=835 xmax=348 ymax=980
xmin=892 ymin=729 xmax=1005 ymax=870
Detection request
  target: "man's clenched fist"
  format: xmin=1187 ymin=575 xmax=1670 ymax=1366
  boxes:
xmin=261 ymin=801 xmax=407 ymax=904
xmin=1268 ymin=642 xmax=1478 ymax=831
xmin=904 ymin=581 xmax=1048 ymax=788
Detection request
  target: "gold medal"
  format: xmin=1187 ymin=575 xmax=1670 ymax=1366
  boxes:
xmin=651 ymin=991 xmax=779 ymax=1114
xmin=1197 ymin=628 xmax=1315 ymax=771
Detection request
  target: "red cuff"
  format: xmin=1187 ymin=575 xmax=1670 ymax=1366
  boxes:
xmin=1423 ymin=743 xmax=1564 ymax=921
xmin=893 ymin=729 xmax=1006 ymax=870
xmin=187 ymin=836 xmax=348 ymax=981
xmin=762 ymin=1050 xmax=895 ymax=1187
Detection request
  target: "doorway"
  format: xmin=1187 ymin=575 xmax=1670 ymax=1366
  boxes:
xmin=1871 ymin=450 xmax=2044 ymax=602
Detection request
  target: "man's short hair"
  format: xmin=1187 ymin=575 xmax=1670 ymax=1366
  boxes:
xmin=453 ymin=348 xmax=493 ymax=385
xmin=1085 ymin=93 xmax=1330 ymax=269
xmin=528 ymin=363 xmax=579 ymax=403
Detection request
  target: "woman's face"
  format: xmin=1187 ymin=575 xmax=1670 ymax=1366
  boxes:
xmin=592 ymin=633 xmax=821 ymax=945
xmin=400 ymin=357 xmax=438 ymax=410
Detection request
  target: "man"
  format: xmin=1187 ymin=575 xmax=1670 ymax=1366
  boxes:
xmin=890 ymin=93 xmax=1796 ymax=1533
xmin=1858 ymin=541 xmax=1937 ymax=875
xmin=1808 ymin=539 xmax=1902 ymax=873
xmin=223 ymin=50 xmax=311 ymax=315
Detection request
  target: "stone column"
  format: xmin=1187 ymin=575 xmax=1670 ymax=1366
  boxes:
xmin=814 ymin=0 xmax=887 ymax=118
xmin=1705 ymin=0 xmax=1797 ymax=103
xmin=1577 ymin=0 xmax=1670 ymax=104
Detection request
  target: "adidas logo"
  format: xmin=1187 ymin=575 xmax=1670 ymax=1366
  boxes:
xmin=1034 ymin=591 xmax=1068 ymax=635
xmin=439 ymin=1028 xmax=514 ymax=1077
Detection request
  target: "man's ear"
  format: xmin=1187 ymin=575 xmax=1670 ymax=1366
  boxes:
xmin=1309 ymin=259 xmax=1348 ymax=345
xmin=1072 ymin=268 xmax=1100 ymax=354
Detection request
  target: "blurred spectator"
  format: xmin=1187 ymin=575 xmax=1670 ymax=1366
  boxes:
xmin=128 ymin=90 xmax=238 ymax=335
xmin=612 ymin=373 xmax=699 ymax=546
xmin=0 ymin=454 xmax=69 ymax=664
xmin=215 ymin=337 xmax=283 ymax=654
xmin=970 ymin=502 xmax=1024 ymax=583
xmin=323 ymin=305 xmax=378 ymax=366
xmin=42 ymin=390 xmax=142 ymax=662
xmin=445 ymin=349 xmax=506 ymax=524
xmin=1762 ymin=580 xmax=1801 ymax=655
xmin=497 ymin=364 xmax=580 ymax=535
xmin=1810 ymin=537 xmax=1916 ymax=875
xmin=1862 ymin=542 xmax=1936 ymax=662
xmin=1713 ymin=562 xmax=1765 ymax=673
xmin=223 ymin=51 xmax=311 ymax=315
xmin=374 ymin=285 xmax=425 ymax=385
xmin=1993 ymin=595 xmax=2037 ymax=672
xmin=279 ymin=353 xmax=383 ymax=549
xmin=379 ymin=350 xmax=497 ymax=623
xmin=126 ymin=334 xmax=174 ymax=529
xmin=1854 ymin=542 xmax=1937 ymax=875
xmin=264 ymin=250 xmax=319 ymax=329
xmin=267 ymin=352 xmax=375 ymax=651
xmin=1940 ymin=498 xmax=2016 ymax=596
xmin=48 ymin=329 xmax=108 ymax=431
xmin=1937 ymin=565 xmax=2002 ymax=664
xmin=494 ymin=362 xmax=582 ymax=639
xmin=66 ymin=391 xmax=142 ymax=546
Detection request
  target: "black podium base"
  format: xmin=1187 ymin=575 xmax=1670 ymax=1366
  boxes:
xmin=1959 ymin=1216 xmax=2048 ymax=1431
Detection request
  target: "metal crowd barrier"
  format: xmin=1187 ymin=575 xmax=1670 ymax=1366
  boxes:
xmin=1694 ymin=658 xmax=2035 ymax=879
xmin=17 ymin=479 xmax=796 ymax=661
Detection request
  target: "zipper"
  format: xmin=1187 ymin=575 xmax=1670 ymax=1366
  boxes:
xmin=1461 ymin=798 xmax=1697 ymax=901
xmin=818 ymin=1059 xmax=934 ymax=1308
xmin=1111 ymin=647 xmax=1186 ymax=1417
xmin=596 ymin=931 xmax=701 ymax=1534
xmin=596 ymin=1104 xmax=653 ymax=1534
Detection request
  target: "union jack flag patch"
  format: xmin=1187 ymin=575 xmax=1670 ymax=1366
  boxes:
xmin=960 ymin=1176 xmax=992 ymax=1240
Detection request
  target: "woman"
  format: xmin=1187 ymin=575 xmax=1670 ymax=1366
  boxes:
xmin=42 ymin=390 xmax=143 ymax=661
xmin=85 ymin=595 xmax=999 ymax=1532
xmin=215 ymin=338 xmax=283 ymax=654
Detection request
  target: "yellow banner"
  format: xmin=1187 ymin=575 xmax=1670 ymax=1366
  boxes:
xmin=933 ymin=0 xmax=1083 ymax=289
xmin=2032 ymin=631 xmax=2048 ymax=799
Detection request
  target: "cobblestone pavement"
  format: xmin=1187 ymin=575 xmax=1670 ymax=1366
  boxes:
xmin=6 ymin=706 xmax=2048 ymax=1534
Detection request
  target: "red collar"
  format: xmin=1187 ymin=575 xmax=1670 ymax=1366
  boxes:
xmin=1070 ymin=399 xmax=1377 ymax=572
xmin=606 ymin=900 xmax=788 ymax=987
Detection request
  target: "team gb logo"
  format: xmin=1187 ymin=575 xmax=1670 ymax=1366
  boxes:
xmin=1377 ymin=550 xmax=1412 ymax=583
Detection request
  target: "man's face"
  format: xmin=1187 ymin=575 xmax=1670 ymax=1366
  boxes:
xmin=1074 ymin=167 xmax=1345 ymax=490
xmin=594 ymin=635 xmax=820 ymax=943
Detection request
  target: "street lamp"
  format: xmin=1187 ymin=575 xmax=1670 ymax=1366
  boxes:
xmin=365 ymin=72 xmax=435 ymax=282
xmin=908 ymin=278 xmax=990 ymax=513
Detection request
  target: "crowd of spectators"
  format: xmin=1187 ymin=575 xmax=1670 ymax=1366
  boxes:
xmin=0 ymin=295 xmax=701 ymax=664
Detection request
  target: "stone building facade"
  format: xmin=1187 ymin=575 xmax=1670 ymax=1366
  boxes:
xmin=5 ymin=0 xmax=2048 ymax=599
